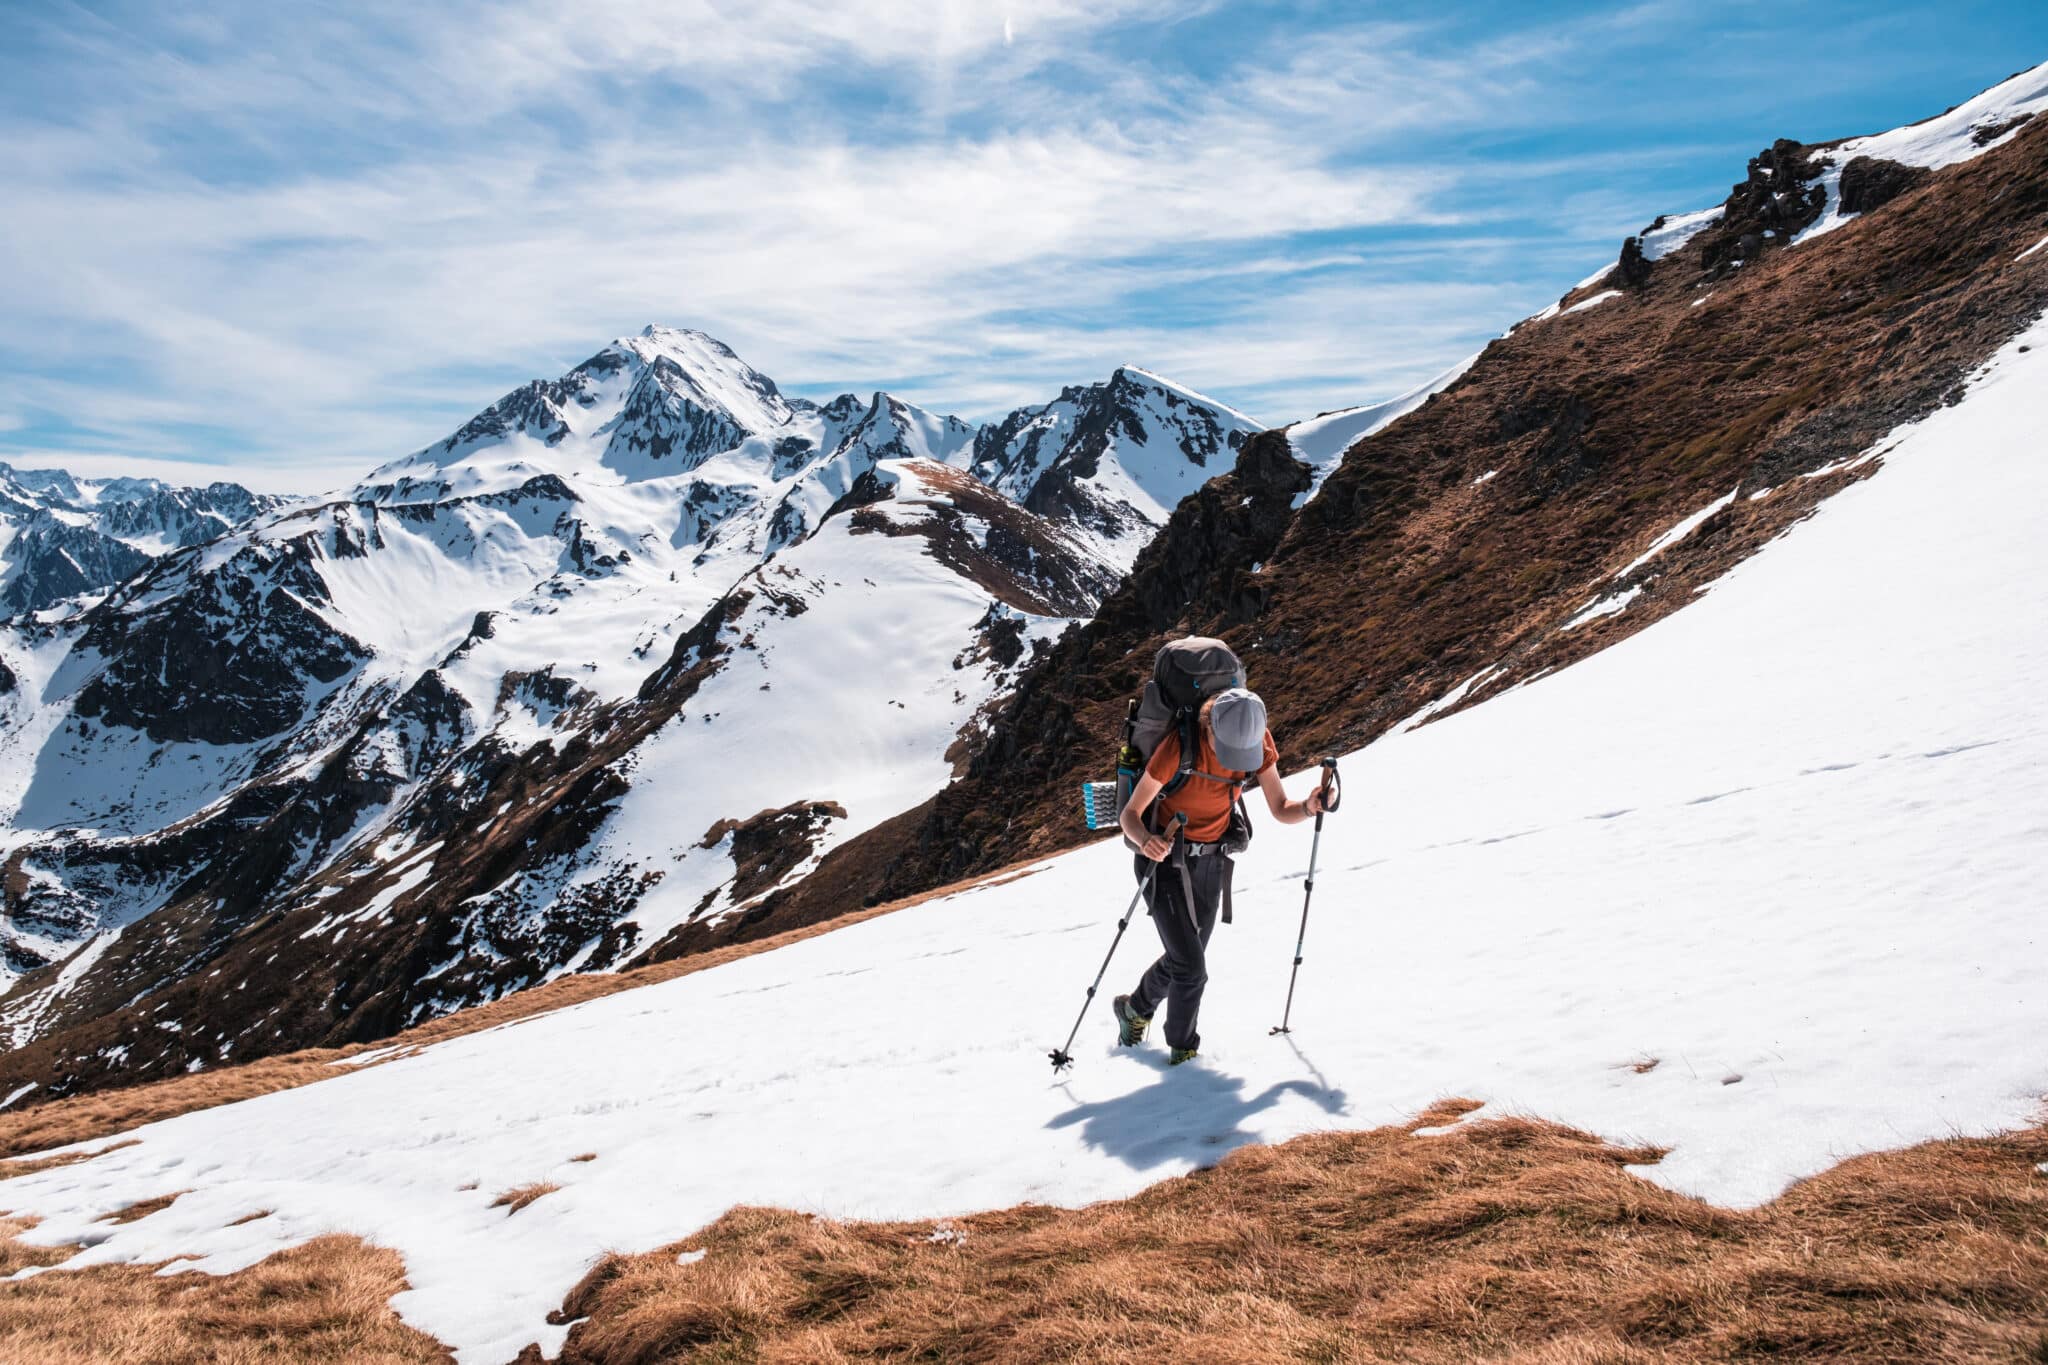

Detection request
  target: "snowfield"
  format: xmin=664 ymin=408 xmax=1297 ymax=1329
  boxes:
xmin=6 ymin=316 xmax=2047 ymax=1362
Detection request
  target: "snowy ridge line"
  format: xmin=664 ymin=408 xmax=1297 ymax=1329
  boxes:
xmin=1796 ymin=59 xmax=2048 ymax=246
xmin=1284 ymin=352 xmax=1479 ymax=508
xmin=5 ymin=312 xmax=2047 ymax=1364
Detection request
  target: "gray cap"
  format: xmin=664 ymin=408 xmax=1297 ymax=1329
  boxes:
xmin=1209 ymin=687 xmax=1267 ymax=772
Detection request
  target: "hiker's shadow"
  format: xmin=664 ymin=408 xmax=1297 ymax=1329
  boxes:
xmin=1047 ymin=1060 xmax=1347 ymax=1172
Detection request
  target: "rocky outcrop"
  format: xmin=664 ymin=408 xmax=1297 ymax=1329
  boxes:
xmin=1838 ymin=156 xmax=1933 ymax=214
xmin=73 ymin=538 xmax=368 ymax=745
xmin=1617 ymin=234 xmax=1652 ymax=288
xmin=700 ymin=800 xmax=849 ymax=904
xmin=1698 ymin=138 xmax=1829 ymax=271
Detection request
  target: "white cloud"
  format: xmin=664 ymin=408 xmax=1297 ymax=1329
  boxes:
xmin=0 ymin=2 xmax=1693 ymax=483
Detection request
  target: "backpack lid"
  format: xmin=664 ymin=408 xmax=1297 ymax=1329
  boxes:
xmin=1151 ymin=637 xmax=1244 ymax=711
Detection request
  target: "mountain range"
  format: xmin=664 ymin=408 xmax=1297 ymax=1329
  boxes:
xmin=0 ymin=333 xmax=1256 ymax=1091
xmin=0 ymin=463 xmax=282 ymax=617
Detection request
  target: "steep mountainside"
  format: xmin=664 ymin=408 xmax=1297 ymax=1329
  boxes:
xmin=0 ymin=463 xmax=282 ymax=616
xmin=0 ymin=330 xmax=1248 ymax=1098
xmin=826 ymin=62 xmax=2048 ymax=901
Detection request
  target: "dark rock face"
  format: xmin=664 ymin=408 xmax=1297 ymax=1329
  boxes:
xmin=1838 ymin=156 xmax=1933 ymax=215
xmin=699 ymin=800 xmax=848 ymax=904
xmin=608 ymin=357 xmax=757 ymax=467
xmin=0 ymin=519 xmax=151 ymax=615
xmin=1698 ymin=139 xmax=1829 ymax=271
xmin=1972 ymin=111 xmax=2033 ymax=146
xmin=0 ymin=465 xmax=282 ymax=616
xmin=1618 ymin=235 xmax=1652 ymax=289
xmin=970 ymin=369 xmax=1253 ymax=549
xmin=433 ymin=378 xmax=578 ymax=452
xmin=73 ymin=537 xmax=368 ymax=744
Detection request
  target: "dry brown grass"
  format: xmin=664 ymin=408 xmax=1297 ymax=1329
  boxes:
xmin=491 ymin=1182 xmax=561 ymax=1215
xmin=0 ymin=1231 xmax=451 ymax=1363
xmin=0 ymin=860 xmax=1030 ymax=1167
xmin=99 ymin=1191 xmax=184 ymax=1225
xmin=539 ymin=1101 xmax=2048 ymax=1364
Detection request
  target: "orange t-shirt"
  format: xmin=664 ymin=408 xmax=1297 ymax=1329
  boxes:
xmin=1142 ymin=726 xmax=1278 ymax=842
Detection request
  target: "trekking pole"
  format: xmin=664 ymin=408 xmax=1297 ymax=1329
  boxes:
xmin=1050 ymin=813 xmax=1183 ymax=1072
xmin=1272 ymin=759 xmax=1342 ymax=1036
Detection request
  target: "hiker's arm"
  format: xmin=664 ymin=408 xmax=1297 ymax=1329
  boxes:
xmin=1257 ymin=764 xmax=1324 ymax=824
xmin=1121 ymin=773 xmax=1173 ymax=861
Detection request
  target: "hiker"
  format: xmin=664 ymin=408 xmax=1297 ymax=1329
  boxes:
xmin=1114 ymin=685 xmax=1327 ymax=1064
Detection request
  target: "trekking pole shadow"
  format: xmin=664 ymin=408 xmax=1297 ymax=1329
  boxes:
xmin=1278 ymin=1032 xmax=1340 ymax=1103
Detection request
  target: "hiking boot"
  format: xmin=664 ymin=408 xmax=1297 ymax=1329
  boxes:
xmin=1169 ymin=1047 xmax=1199 ymax=1066
xmin=1113 ymin=995 xmax=1150 ymax=1047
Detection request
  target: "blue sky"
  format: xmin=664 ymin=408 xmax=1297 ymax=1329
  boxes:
xmin=3 ymin=0 xmax=2045 ymax=491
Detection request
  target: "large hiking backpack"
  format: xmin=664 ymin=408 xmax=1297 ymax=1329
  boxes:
xmin=1115 ymin=637 xmax=1254 ymax=853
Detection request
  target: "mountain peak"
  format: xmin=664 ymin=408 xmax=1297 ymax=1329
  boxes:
xmin=1108 ymin=364 xmax=1260 ymax=429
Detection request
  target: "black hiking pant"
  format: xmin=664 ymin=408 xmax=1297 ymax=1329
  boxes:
xmin=1128 ymin=851 xmax=1227 ymax=1052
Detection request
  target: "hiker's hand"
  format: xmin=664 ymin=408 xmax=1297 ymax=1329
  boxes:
xmin=1139 ymin=834 xmax=1173 ymax=862
xmin=1304 ymin=786 xmax=1327 ymax=816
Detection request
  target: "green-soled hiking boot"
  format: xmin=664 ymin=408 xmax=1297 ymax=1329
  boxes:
xmin=1113 ymin=995 xmax=1150 ymax=1047
xmin=1169 ymin=1047 xmax=1199 ymax=1066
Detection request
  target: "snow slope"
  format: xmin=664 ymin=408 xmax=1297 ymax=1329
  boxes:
xmin=406 ymin=458 xmax=1098 ymax=988
xmin=7 ymin=311 xmax=2045 ymax=1360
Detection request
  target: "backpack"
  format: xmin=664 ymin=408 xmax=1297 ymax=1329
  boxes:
xmin=1115 ymin=638 xmax=1255 ymax=855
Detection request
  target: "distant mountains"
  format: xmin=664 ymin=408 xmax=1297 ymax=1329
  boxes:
xmin=0 ymin=462 xmax=284 ymax=615
xmin=0 ymin=328 xmax=1259 ymax=1098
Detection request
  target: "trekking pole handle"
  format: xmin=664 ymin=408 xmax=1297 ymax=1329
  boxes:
xmin=1315 ymin=757 xmax=1342 ymax=814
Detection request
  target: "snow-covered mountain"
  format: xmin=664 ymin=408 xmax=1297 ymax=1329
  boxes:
xmin=0 ymin=328 xmax=1245 ymax=1086
xmin=6 ymin=273 xmax=2045 ymax=1365
xmin=971 ymin=366 xmax=1261 ymax=569
xmin=0 ymin=462 xmax=282 ymax=616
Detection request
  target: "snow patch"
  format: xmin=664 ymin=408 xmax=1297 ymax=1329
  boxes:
xmin=1798 ymin=61 xmax=2048 ymax=245
xmin=1616 ymin=487 xmax=1739 ymax=580
xmin=1563 ymin=585 xmax=1643 ymax=630
xmin=1640 ymin=205 xmax=1726 ymax=260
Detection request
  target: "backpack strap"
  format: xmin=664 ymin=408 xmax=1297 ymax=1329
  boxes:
xmin=1157 ymin=708 xmax=1200 ymax=797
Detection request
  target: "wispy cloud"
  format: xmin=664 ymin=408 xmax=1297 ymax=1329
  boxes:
xmin=2 ymin=0 xmax=2039 ymax=486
